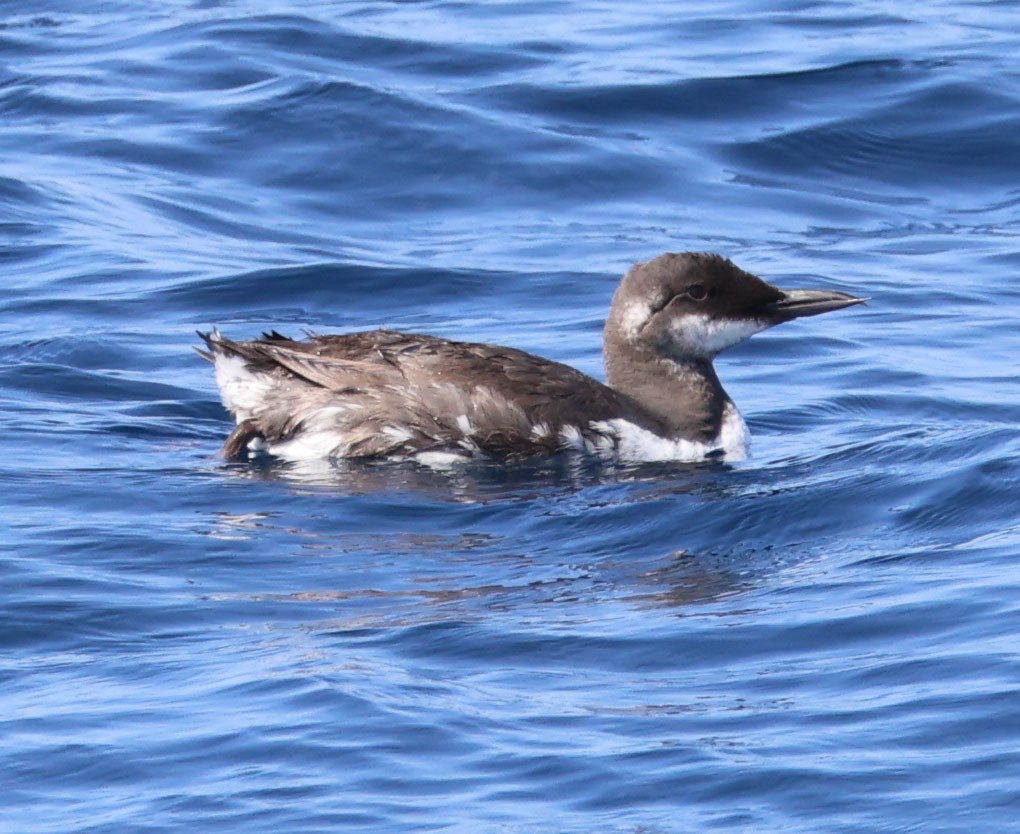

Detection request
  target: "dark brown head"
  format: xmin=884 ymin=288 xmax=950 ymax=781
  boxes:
xmin=605 ymin=252 xmax=866 ymax=362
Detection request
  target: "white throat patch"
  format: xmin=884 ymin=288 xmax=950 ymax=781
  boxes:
xmin=667 ymin=313 xmax=769 ymax=357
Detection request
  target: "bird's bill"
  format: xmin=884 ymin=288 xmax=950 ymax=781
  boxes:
xmin=763 ymin=288 xmax=868 ymax=322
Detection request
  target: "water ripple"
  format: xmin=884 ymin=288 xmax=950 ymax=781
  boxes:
xmin=3 ymin=3 xmax=1020 ymax=833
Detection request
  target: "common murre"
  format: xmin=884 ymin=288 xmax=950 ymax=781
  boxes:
xmin=196 ymin=252 xmax=865 ymax=464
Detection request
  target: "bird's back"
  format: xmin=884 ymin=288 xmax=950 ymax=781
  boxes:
xmin=199 ymin=329 xmax=661 ymax=461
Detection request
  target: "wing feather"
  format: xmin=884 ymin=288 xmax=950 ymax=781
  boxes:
xmin=200 ymin=328 xmax=664 ymax=459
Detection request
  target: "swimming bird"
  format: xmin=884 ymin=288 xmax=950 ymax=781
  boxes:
xmin=196 ymin=252 xmax=865 ymax=464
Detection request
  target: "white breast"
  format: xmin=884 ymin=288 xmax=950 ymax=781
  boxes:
xmin=562 ymin=403 xmax=749 ymax=462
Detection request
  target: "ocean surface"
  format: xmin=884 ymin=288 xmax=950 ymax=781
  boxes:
xmin=2 ymin=2 xmax=1019 ymax=831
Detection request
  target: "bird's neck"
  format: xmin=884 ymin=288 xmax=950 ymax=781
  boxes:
xmin=604 ymin=335 xmax=730 ymax=442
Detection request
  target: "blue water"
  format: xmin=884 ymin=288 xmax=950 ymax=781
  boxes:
xmin=2 ymin=2 xmax=1019 ymax=831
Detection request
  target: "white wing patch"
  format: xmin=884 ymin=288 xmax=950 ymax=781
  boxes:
xmin=381 ymin=425 xmax=414 ymax=444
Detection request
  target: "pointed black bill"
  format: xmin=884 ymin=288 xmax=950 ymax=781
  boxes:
xmin=763 ymin=288 xmax=867 ymax=323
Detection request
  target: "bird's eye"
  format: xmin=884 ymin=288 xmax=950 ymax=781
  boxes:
xmin=686 ymin=284 xmax=707 ymax=301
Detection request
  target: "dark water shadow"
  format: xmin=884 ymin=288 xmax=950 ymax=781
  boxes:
xmin=209 ymin=448 xmax=730 ymax=504
xmin=192 ymin=450 xmax=815 ymax=620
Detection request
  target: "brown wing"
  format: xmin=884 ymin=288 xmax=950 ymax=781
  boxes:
xmin=318 ymin=331 xmax=643 ymax=409
xmin=201 ymin=329 xmax=662 ymax=459
xmin=307 ymin=331 xmax=666 ymax=455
